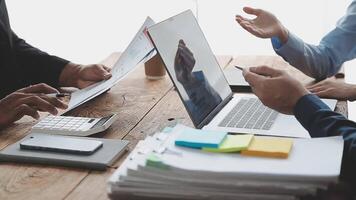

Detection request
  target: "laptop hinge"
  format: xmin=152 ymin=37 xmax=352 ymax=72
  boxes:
xmin=197 ymin=93 xmax=233 ymax=129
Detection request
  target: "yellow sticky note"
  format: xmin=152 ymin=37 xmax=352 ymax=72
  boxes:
xmin=241 ymin=137 xmax=293 ymax=158
xmin=202 ymin=135 xmax=253 ymax=153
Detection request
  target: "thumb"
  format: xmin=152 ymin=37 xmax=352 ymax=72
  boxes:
xmin=92 ymin=65 xmax=112 ymax=80
xmin=243 ymin=68 xmax=266 ymax=87
xmin=243 ymin=7 xmax=262 ymax=16
xmin=99 ymin=65 xmax=112 ymax=79
xmin=249 ymin=66 xmax=282 ymax=77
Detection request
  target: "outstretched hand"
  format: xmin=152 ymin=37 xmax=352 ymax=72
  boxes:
xmin=235 ymin=7 xmax=289 ymax=43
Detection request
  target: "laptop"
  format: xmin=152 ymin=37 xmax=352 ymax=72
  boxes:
xmin=147 ymin=10 xmax=337 ymax=138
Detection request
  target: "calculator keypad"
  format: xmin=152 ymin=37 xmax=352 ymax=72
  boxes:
xmin=33 ymin=116 xmax=94 ymax=132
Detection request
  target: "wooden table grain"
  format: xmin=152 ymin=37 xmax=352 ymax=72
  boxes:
xmin=0 ymin=53 xmax=347 ymax=200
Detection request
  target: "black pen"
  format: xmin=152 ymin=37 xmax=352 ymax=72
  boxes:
xmin=46 ymin=93 xmax=71 ymax=98
xmin=235 ymin=65 xmax=244 ymax=71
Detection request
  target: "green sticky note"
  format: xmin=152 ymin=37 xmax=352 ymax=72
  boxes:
xmin=202 ymin=135 xmax=254 ymax=153
xmin=146 ymin=153 xmax=170 ymax=170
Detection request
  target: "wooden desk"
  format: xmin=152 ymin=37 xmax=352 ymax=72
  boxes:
xmin=0 ymin=53 xmax=232 ymax=200
xmin=0 ymin=54 xmax=347 ymax=200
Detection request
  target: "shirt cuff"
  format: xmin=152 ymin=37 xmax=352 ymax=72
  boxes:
xmin=271 ymin=37 xmax=283 ymax=49
xmin=293 ymin=94 xmax=331 ymax=136
xmin=273 ymin=32 xmax=304 ymax=58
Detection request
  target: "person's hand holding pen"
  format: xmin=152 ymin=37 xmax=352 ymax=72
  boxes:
xmin=241 ymin=66 xmax=309 ymax=114
xmin=46 ymin=93 xmax=71 ymax=98
xmin=0 ymin=83 xmax=68 ymax=128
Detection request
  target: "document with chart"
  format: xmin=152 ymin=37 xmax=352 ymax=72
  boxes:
xmin=66 ymin=17 xmax=156 ymax=113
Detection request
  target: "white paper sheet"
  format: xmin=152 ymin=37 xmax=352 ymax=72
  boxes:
xmin=65 ymin=17 xmax=156 ymax=113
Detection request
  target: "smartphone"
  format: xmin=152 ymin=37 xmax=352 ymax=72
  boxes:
xmin=20 ymin=135 xmax=103 ymax=155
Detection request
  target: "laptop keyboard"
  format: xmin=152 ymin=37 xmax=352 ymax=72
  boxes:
xmin=219 ymin=98 xmax=279 ymax=130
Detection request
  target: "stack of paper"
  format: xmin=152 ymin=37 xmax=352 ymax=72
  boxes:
xmin=108 ymin=124 xmax=344 ymax=200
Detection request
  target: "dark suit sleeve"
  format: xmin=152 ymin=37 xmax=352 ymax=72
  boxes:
xmin=11 ymin=31 xmax=69 ymax=87
xmin=294 ymin=94 xmax=356 ymax=184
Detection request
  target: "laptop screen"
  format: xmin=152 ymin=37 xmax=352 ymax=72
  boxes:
xmin=148 ymin=10 xmax=232 ymax=127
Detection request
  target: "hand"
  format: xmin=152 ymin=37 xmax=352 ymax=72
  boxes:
xmin=243 ymin=66 xmax=309 ymax=114
xmin=307 ymin=78 xmax=356 ymax=101
xmin=59 ymin=63 xmax=112 ymax=89
xmin=0 ymin=83 xmax=68 ymax=128
xmin=235 ymin=7 xmax=289 ymax=43
xmin=174 ymin=40 xmax=196 ymax=83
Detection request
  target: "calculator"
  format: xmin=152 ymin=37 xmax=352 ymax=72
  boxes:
xmin=31 ymin=114 xmax=117 ymax=137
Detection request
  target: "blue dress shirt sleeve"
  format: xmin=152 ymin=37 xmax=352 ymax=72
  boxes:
xmin=271 ymin=1 xmax=356 ymax=80
xmin=294 ymin=94 xmax=356 ymax=184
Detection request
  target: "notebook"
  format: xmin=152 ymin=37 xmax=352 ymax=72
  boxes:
xmin=0 ymin=133 xmax=129 ymax=170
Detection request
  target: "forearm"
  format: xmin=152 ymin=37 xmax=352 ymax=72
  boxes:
xmin=58 ymin=62 xmax=82 ymax=87
xmin=294 ymin=94 xmax=356 ymax=184
xmin=12 ymin=32 xmax=69 ymax=87
xmin=272 ymin=32 xmax=343 ymax=80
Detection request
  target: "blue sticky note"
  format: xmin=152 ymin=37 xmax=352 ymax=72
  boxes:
xmin=175 ymin=129 xmax=227 ymax=149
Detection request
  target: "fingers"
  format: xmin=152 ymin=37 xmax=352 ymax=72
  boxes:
xmin=306 ymin=81 xmax=324 ymax=90
xmin=249 ymin=66 xmax=283 ymax=77
xmin=242 ymin=68 xmax=266 ymax=87
xmin=179 ymin=42 xmax=193 ymax=56
xmin=83 ymin=64 xmax=112 ymax=81
xmin=13 ymin=93 xmax=67 ymax=110
xmin=14 ymin=104 xmax=40 ymax=121
xmin=179 ymin=46 xmax=195 ymax=64
xmin=306 ymin=78 xmax=334 ymax=90
xmin=235 ymin=15 xmax=243 ymax=23
xmin=313 ymin=89 xmax=332 ymax=98
xmin=235 ymin=15 xmax=252 ymax=25
xmin=96 ymin=64 xmax=112 ymax=80
xmin=235 ymin=15 xmax=250 ymax=23
xmin=102 ymin=65 xmax=111 ymax=73
xmin=11 ymin=92 xmax=67 ymax=110
xmin=243 ymin=7 xmax=262 ymax=16
xmin=14 ymin=94 xmax=68 ymax=114
xmin=308 ymin=86 xmax=325 ymax=94
xmin=177 ymin=42 xmax=196 ymax=70
xmin=179 ymin=39 xmax=186 ymax=46
xmin=17 ymin=96 xmax=58 ymax=115
xmin=17 ymin=83 xmax=59 ymax=94
xmin=37 ymin=95 xmax=68 ymax=110
xmin=235 ymin=16 xmax=262 ymax=37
